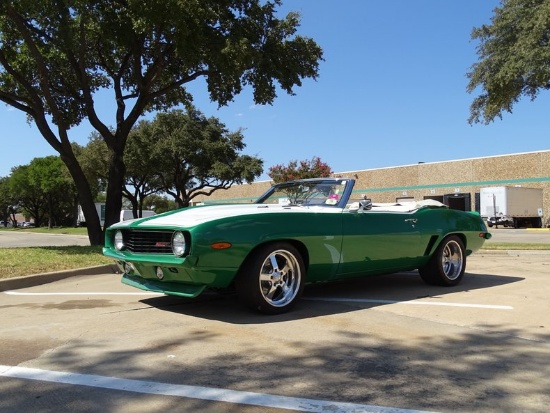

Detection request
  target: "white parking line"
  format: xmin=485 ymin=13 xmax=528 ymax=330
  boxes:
xmin=304 ymin=297 xmax=513 ymax=310
xmin=3 ymin=291 xmax=162 ymax=296
xmin=4 ymin=291 xmax=513 ymax=310
xmin=0 ymin=365 xmax=437 ymax=413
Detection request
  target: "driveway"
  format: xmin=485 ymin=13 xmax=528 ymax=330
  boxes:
xmin=1 ymin=251 xmax=549 ymax=412
xmin=0 ymin=231 xmax=90 ymax=248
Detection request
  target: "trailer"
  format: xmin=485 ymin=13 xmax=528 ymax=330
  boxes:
xmin=120 ymin=209 xmax=155 ymax=221
xmin=78 ymin=204 xmax=156 ymax=226
xmin=480 ymin=186 xmax=543 ymax=228
xmin=77 ymin=203 xmax=106 ymax=227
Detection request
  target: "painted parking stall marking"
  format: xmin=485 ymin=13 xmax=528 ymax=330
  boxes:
xmin=3 ymin=291 xmax=513 ymax=310
xmin=304 ymin=297 xmax=513 ymax=310
xmin=0 ymin=365 xmax=438 ymax=413
xmin=3 ymin=291 xmax=162 ymax=296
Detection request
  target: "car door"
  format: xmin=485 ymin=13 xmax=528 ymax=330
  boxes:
xmin=337 ymin=209 xmax=424 ymax=277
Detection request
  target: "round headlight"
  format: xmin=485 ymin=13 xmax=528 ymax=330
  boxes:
xmin=172 ymin=231 xmax=187 ymax=257
xmin=114 ymin=230 xmax=125 ymax=251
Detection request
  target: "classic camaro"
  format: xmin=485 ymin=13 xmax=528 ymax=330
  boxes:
xmin=103 ymin=178 xmax=491 ymax=314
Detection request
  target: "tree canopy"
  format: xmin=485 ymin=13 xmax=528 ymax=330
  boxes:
xmin=268 ymin=156 xmax=333 ymax=183
xmin=467 ymin=0 xmax=550 ymax=124
xmin=79 ymin=108 xmax=263 ymax=210
xmin=8 ymin=156 xmax=76 ymax=227
xmin=150 ymin=108 xmax=264 ymax=207
xmin=0 ymin=176 xmax=15 ymax=226
xmin=0 ymin=0 xmax=323 ymax=244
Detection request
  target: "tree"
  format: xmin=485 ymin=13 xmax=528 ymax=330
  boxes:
xmin=9 ymin=156 xmax=76 ymax=227
xmin=151 ymin=109 xmax=264 ymax=208
xmin=142 ymin=194 xmax=178 ymax=215
xmin=0 ymin=1 xmax=323 ymax=245
xmin=467 ymin=0 xmax=550 ymax=124
xmin=123 ymin=121 xmax=165 ymax=217
xmin=268 ymin=156 xmax=333 ymax=183
xmin=9 ymin=165 xmax=44 ymax=226
xmin=27 ymin=156 xmax=77 ymax=227
xmin=0 ymin=176 xmax=15 ymax=226
xmin=80 ymin=130 xmax=160 ymax=219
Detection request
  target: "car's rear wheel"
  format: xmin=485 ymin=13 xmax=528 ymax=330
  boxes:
xmin=419 ymin=235 xmax=465 ymax=286
xmin=236 ymin=242 xmax=305 ymax=314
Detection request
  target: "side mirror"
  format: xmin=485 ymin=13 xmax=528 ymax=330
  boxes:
xmin=360 ymin=198 xmax=372 ymax=210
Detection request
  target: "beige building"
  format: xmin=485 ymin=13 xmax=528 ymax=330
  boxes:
xmin=195 ymin=150 xmax=550 ymax=226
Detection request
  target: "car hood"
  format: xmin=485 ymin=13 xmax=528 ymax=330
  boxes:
xmin=112 ymin=203 xmax=340 ymax=229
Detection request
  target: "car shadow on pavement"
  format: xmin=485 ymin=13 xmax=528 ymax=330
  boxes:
xmin=139 ymin=270 xmax=523 ymax=324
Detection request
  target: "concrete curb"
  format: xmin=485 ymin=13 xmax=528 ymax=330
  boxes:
xmin=0 ymin=264 xmax=119 ymax=292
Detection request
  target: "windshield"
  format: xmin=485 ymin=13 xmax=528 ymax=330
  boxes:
xmin=256 ymin=180 xmax=350 ymax=207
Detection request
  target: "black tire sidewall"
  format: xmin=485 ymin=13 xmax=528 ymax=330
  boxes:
xmin=235 ymin=242 xmax=305 ymax=314
xmin=419 ymin=235 xmax=466 ymax=287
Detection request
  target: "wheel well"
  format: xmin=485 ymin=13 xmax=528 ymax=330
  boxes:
xmin=238 ymin=240 xmax=310 ymax=275
xmin=445 ymin=233 xmax=467 ymax=251
xmin=455 ymin=233 xmax=467 ymax=248
xmin=427 ymin=233 xmax=467 ymax=256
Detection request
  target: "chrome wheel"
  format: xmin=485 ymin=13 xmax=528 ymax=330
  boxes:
xmin=236 ymin=243 xmax=305 ymax=314
xmin=441 ymin=240 xmax=464 ymax=281
xmin=419 ymin=235 xmax=466 ymax=286
xmin=258 ymin=249 xmax=302 ymax=308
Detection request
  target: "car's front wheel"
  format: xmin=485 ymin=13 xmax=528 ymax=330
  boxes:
xmin=236 ymin=243 xmax=305 ymax=314
xmin=418 ymin=235 xmax=465 ymax=286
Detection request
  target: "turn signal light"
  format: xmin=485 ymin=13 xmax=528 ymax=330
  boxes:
xmin=480 ymin=232 xmax=492 ymax=240
xmin=210 ymin=242 xmax=232 ymax=250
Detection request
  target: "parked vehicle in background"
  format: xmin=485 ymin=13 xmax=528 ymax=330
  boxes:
xmin=486 ymin=215 xmax=513 ymax=228
xmin=1 ymin=220 xmax=14 ymax=228
xmin=120 ymin=209 xmax=156 ymax=222
xmin=77 ymin=204 xmax=155 ymax=227
xmin=480 ymin=186 xmax=543 ymax=228
xmin=104 ymin=178 xmax=491 ymax=314
xmin=77 ymin=203 xmax=106 ymax=227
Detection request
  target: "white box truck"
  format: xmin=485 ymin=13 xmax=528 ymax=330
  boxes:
xmin=77 ymin=204 xmax=155 ymax=226
xmin=77 ymin=202 xmax=106 ymax=227
xmin=120 ymin=209 xmax=155 ymax=221
xmin=480 ymin=186 xmax=543 ymax=228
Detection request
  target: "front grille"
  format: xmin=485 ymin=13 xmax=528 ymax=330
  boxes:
xmin=123 ymin=230 xmax=174 ymax=254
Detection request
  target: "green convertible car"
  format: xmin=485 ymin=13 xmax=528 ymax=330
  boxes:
xmin=103 ymin=178 xmax=491 ymax=314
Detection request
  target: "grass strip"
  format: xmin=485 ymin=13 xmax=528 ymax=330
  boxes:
xmin=0 ymin=246 xmax=113 ymax=279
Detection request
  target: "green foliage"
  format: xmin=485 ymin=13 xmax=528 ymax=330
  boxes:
xmin=0 ymin=0 xmax=322 ymax=241
xmin=268 ymin=156 xmax=333 ymax=183
xmin=142 ymin=194 xmax=178 ymax=214
xmin=77 ymin=107 xmax=262 ymax=210
xmin=467 ymin=0 xmax=550 ymax=124
xmin=150 ymin=108 xmax=264 ymax=207
xmin=123 ymin=121 xmax=167 ymax=212
xmin=0 ymin=0 xmax=322 ymax=128
xmin=8 ymin=156 xmax=77 ymax=226
xmin=0 ymin=176 xmax=15 ymax=223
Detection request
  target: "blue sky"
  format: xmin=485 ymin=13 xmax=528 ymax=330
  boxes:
xmin=1 ymin=0 xmax=548 ymax=181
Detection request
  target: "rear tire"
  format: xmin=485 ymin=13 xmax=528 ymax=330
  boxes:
xmin=419 ymin=235 xmax=465 ymax=286
xmin=235 ymin=243 xmax=305 ymax=314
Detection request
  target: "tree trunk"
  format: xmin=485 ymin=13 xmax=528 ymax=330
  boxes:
xmin=59 ymin=147 xmax=103 ymax=245
xmin=104 ymin=147 xmax=125 ymax=229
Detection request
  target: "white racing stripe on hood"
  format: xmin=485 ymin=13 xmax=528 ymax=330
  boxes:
xmin=137 ymin=204 xmax=340 ymax=227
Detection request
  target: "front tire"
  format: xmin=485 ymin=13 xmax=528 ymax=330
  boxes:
xmin=419 ymin=235 xmax=465 ymax=286
xmin=236 ymin=243 xmax=305 ymax=314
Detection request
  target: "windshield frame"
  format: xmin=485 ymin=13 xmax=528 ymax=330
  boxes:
xmin=255 ymin=178 xmax=356 ymax=209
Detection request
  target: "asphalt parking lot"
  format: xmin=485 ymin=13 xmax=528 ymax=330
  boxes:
xmin=1 ymin=230 xmax=549 ymax=413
